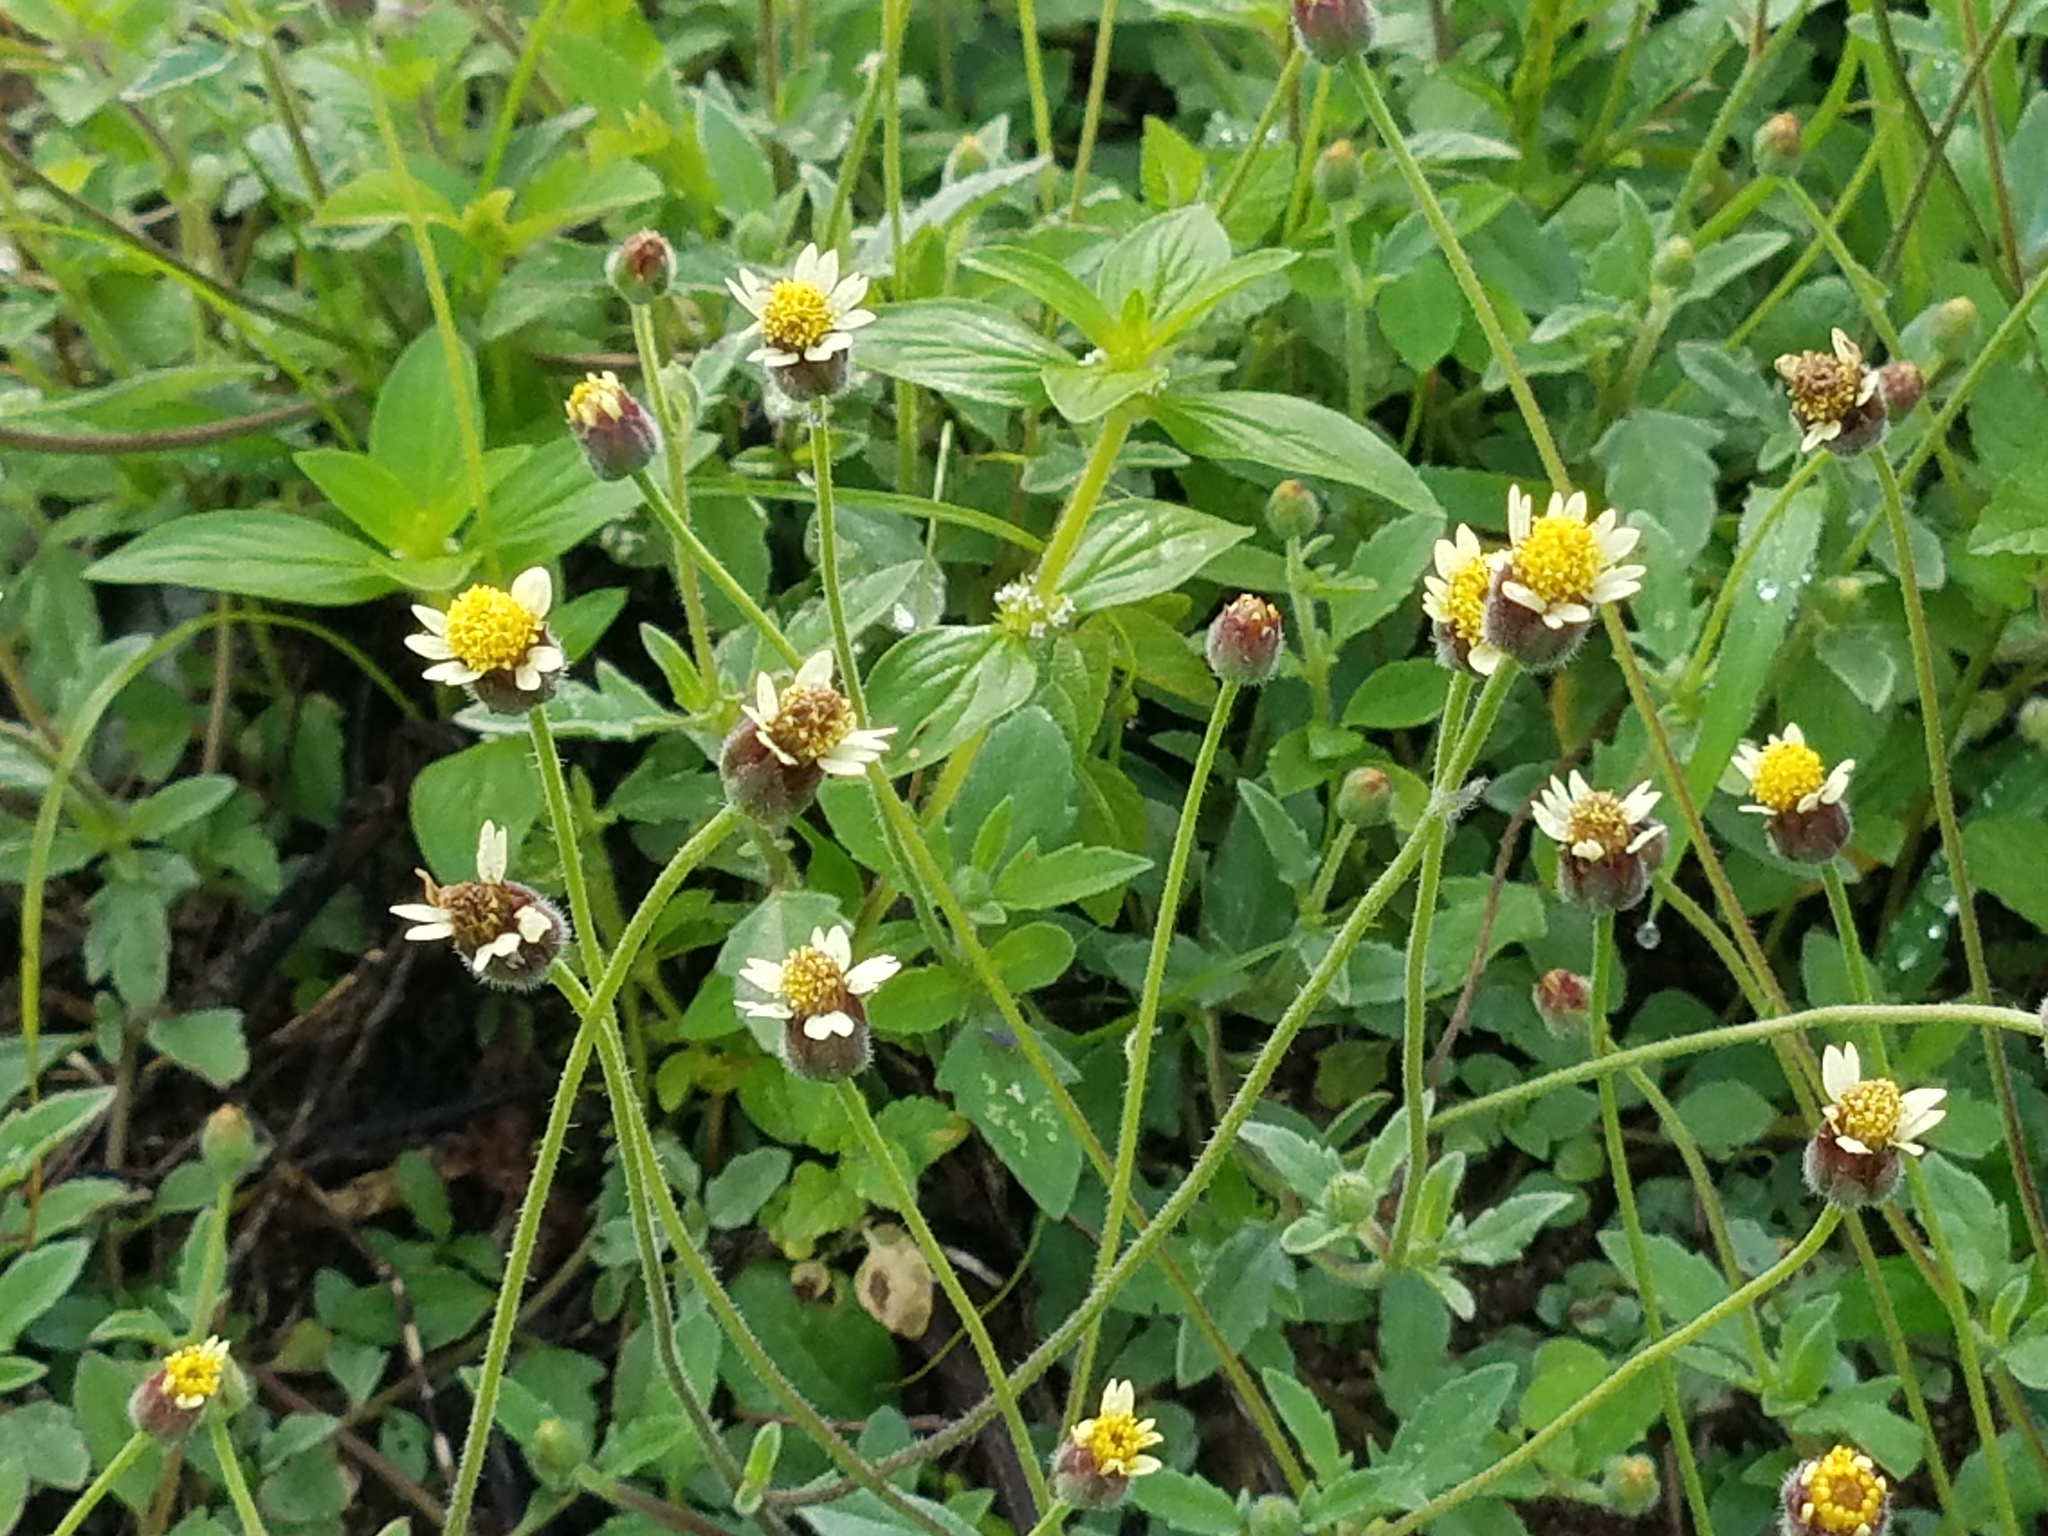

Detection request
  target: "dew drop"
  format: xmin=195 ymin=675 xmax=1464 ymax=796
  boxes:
xmin=1754 ymin=579 xmax=1781 ymax=603
xmin=1635 ymin=919 xmax=1661 ymax=949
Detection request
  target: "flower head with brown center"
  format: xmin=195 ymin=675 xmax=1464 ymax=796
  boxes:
xmin=1820 ymin=1043 xmax=1945 ymax=1157
xmin=162 ymin=1336 xmax=230 ymax=1410
xmin=1422 ymin=524 xmax=1504 ymax=674
xmin=726 ymin=243 xmax=877 ymax=367
xmin=742 ymin=652 xmax=894 ymax=776
xmin=391 ymin=822 xmax=567 ymax=989
xmin=1734 ymin=723 xmax=1853 ymax=816
xmin=1500 ymin=487 xmax=1645 ymax=627
xmin=1533 ymin=773 xmax=1662 ymax=862
xmin=739 ymin=925 xmax=900 ymax=1042
xmin=406 ymin=569 xmax=565 ymax=694
xmin=1070 ymin=1379 xmax=1164 ymax=1480
xmin=1775 ymin=329 xmax=1883 ymax=454
xmin=1782 ymin=1443 xmax=1891 ymax=1536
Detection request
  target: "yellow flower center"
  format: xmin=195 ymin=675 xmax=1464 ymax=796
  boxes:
xmin=1080 ymin=1411 xmax=1152 ymax=1477
xmin=1513 ymin=517 xmax=1603 ymax=607
xmin=1798 ymin=1445 xmax=1887 ymax=1535
xmin=1775 ymin=351 xmax=1862 ymax=427
xmin=778 ymin=944 xmax=848 ymax=1016
xmin=760 ymin=279 xmax=835 ymax=353
xmin=1564 ymin=792 xmax=1635 ymax=859
xmin=1443 ymin=556 xmax=1491 ymax=642
xmin=764 ymin=684 xmax=855 ymax=765
xmin=162 ymin=1343 xmax=225 ymax=1407
xmin=442 ymin=585 xmax=542 ymax=674
xmin=1750 ymin=739 xmax=1826 ymax=812
xmin=565 ymin=372 xmax=628 ymax=429
xmin=1833 ymin=1079 xmax=1903 ymax=1150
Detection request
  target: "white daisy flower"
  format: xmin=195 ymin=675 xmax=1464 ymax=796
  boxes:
xmin=740 ymin=651 xmax=895 ymax=776
xmin=1733 ymin=723 xmax=1854 ymax=817
xmin=1421 ymin=523 xmax=1505 ymax=675
xmin=1499 ymin=487 xmax=1645 ymax=628
xmin=725 ymin=243 xmax=877 ymax=367
xmin=1820 ymin=1042 xmax=1947 ymax=1157
xmin=405 ymin=568 xmax=565 ymax=693
xmin=738 ymin=924 xmax=900 ymax=1042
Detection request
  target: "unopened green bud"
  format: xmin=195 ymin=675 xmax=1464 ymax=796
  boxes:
xmin=945 ymin=134 xmax=992 ymax=181
xmin=1336 ymin=766 xmax=1392 ymax=827
xmin=1248 ymin=1495 xmax=1303 ymax=1536
xmin=1929 ymin=296 xmax=1977 ymax=360
xmin=1312 ymin=139 xmax=1362 ymax=204
xmin=1604 ymin=1453 xmax=1660 ymax=1517
xmin=1266 ymin=478 xmax=1323 ymax=540
xmin=1753 ymin=111 xmax=1801 ymax=173
xmin=200 ymin=1104 xmax=261 ymax=1181
xmin=1652 ymin=235 xmax=1695 ymax=290
xmin=2018 ymin=696 xmax=2048 ymax=752
xmin=532 ymin=1417 xmax=590 ymax=1483
xmin=1325 ymin=1169 xmax=1378 ymax=1225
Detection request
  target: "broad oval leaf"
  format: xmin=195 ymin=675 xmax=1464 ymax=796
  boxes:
xmin=1149 ymin=391 xmax=1440 ymax=515
xmin=859 ymin=301 xmax=1070 ymax=409
xmin=86 ymin=512 xmax=400 ymax=605
xmin=1062 ymin=499 xmax=1249 ymax=613
xmin=863 ymin=626 xmax=1039 ymax=772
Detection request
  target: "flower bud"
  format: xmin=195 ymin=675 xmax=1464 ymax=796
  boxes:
xmin=1292 ymin=0 xmax=1378 ymax=63
xmin=606 ymin=229 xmax=676 ymax=305
xmin=200 ymin=1104 xmax=261 ymax=1182
xmin=1876 ymin=360 xmax=1924 ymax=419
xmin=1652 ymin=235 xmax=1695 ymax=290
xmin=1247 ymin=1496 xmax=1303 ymax=1536
xmin=1266 ymin=478 xmax=1323 ymax=540
xmin=1052 ymin=1439 xmax=1132 ymax=1511
xmin=1929 ymin=296 xmax=1977 ymax=360
xmin=1753 ymin=111 xmax=1802 ymax=173
xmin=1336 ymin=765 xmax=1393 ymax=827
xmin=1781 ymin=1444 xmax=1891 ymax=1536
xmin=1533 ymin=969 xmax=1591 ymax=1038
xmin=945 ymin=133 xmax=992 ymax=181
xmin=2022 ymin=696 xmax=2048 ymax=752
xmin=532 ymin=1417 xmax=592 ymax=1484
xmin=1604 ymin=1453 xmax=1660 ymax=1518
xmin=566 ymin=372 xmax=661 ymax=482
xmin=1312 ymin=139 xmax=1362 ymax=204
xmin=1206 ymin=595 xmax=1285 ymax=685
xmin=1324 ymin=1169 xmax=1378 ymax=1226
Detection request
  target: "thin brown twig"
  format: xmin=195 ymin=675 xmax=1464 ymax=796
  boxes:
xmin=0 ymin=393 xmax=339 ymax=453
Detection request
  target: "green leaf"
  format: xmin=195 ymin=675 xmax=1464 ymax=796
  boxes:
xmin=696 ymin=91 xmax=774 ymax=217
xmin=1961 ymin=816 xmax=2048 ymax=932
xmin=1042 ymin=360 xmax=1167 ymax=424
xmin=295 ymin=448 xmax=419 ymax=553
xmin=1343 ymin=660 xmax=1451 ymax=729
xmin=1967 ymin=470 xmax=2048 ymax=557
xmin=950 ymin=706 xmax=1075 ymax=868
xmin=865 ymin=967 xmax=970 ymax=1036
xmin=864 ymin=626 xmax=1039 ymax=773
xmin=724 ymin=1264 xmax=899 ymax=1417
xmin=1131 ymin=1471 xmax=1242 ymax=1535
xmin=1377 ymin=256 xmax=1463 ymax=373
xmin=993 ymin=844 xmax=1152 ymax=910
xmin=706 ymin=1149 xmax=793 ymax=1230
xmin=1063 ymin=499 xmax=1250 ymax=613
xmin=128 ymin=775 xmax=236 ymax=842
xmin=935 ymin=1027 xmax=1083 ymax=1216
xmin=371 ymin=330 xmax=478 ymax=514
xmin=1259 ymin=1367 xmax=1348 ymax=1480
xmin=1594 ymin=411 xmax=1725 ymax=560
xmin=988 ymin=922 xmax=1077 ymax=991
xmin=146 ymin=1007 xmax=248 ymax=1088
xmin=1150 ymin=248 xmax=1298 ymax=347
xmin=1238 ymin=1121 xmax=1340 ymax=1200
xmin=0 ymin=1091 xmax=116 ymax=1195
xmin=1383 ymin=1362 xmax=1518 ymax=1495
xmin=859 ymin=301 xmax=1070 ymax=409
xmin=86 ymin=512 xmax=399 ymax=605
xmin=1140 ymin=115 xmax=1207 ymax=207
xmin=123 ymin=39 xmax=231 ymax=99
xmin=407 ymin=738 xmax=543 ymax=885
xmin=317 ymin=168 xmax=458 ymax=227
xmin=1326 ymin=510 xmax=1446 ymax=643
xmin=0 ymin=1239 xmax=89 ymax=1350
xmin=1770 ymin=1294 xmax=1840 ymax=1410
xmin=1150 ymin=391 xmax=1440 ymax=515
xmin=1452 ymin=1191 xmax=1574 ymax=1265
xmin=1095 ymin=205 xmax=1233 ymax=334
xmin=1237 ymin=781 xmax=1316 ymax=886
xmin=963 ymin=245 xmax=1118 ymax=350
xmin=1674 ymin=1079 xmax=1777 ymax=1155
xmin=1914 ymin=1153 xmax=2008 ymax=1296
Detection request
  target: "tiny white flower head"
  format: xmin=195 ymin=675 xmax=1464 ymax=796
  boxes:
xmin=739 ymin=924 xmax=899 ymax=1081
xmin=406 ymin=568 xmax=566 ymax=713
xmin=739 ymin=651 xmax=895 ymax=776
xmin=725 ymin=243 xmax=877 ymax=367
xmin=1421 ymin=523 xmax=1504 ymax=676
xmin=389 ymin=821 xmax=567 ymax=990
xmin=1532 ymin=772 xmax=1667 ymax=912
xmin=1819 ymin=1043 xmax=1947 ymax=1158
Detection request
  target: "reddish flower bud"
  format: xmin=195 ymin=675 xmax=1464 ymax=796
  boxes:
xmin=1876 ymin=360 xmax=1924 ymax=419
xmin=1206 ymin=595 xmax=1285 ymax=685
xmin=1533 ymin=969 xmax=1591 ymax=1038
xmin=607 ymin=230 xmax=676 ymax=305
xmin=566 ymin=372 xmax=661 ymax=481
xmin=1292 ymin=0 xmax=1378 ymax=63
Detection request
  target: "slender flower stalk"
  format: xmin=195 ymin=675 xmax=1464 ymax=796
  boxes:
xmin=1065 ymin=679 xmax=1241 ymax=1428
xmin=627 ymin=301 xmax=716 ymax=679
xmin=207 ymin=1418 xmax=271 ymax=1536
xmin=52 ymin=1430 xmax=152 ymax=1536
xmin=810 ymin=405 xmax=866 ymax=720
xmin=1032 ymin=402 xmax=1137 ymax=598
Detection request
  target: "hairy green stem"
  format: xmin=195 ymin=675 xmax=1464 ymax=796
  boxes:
xmin=1215 ymin=51 xmax=1303 ymax=220
xmin=811 ymin=407 xmax=869 ymax=720
xmin=476 ymin=0 xmax=570 ymax=193
xmin=1065 ymin=679 xmax=1242 ymax=1422
xmin=1668 ymin=0 xmax=1814 ymax=230
xmin=1375 ymin=1209 xmax=1843 ymax=1536
xmin=208 ymin=1417 xmax=272 ymax=1536
xmin=837 ymin=1081 xmax=1050 ymax=1509
xmin=1016 ymin=0 xmax=1057 ymax=211
xmin=1066 ymin=0 xmax=1121 ymax=216
xmin=52 ymin=1430 xmax=151 ymax=1536
xmin=1588 ymin=912 xmax=1716 ymax=1536
xmin=1820 ymin=863 xmax=1875 ymax=1008
xmin=633 ymin=470 xmax=803 ymax=669
xmin=1033 ymin=404 xmax=1136 ymax=597
xmin=630 ymin=303 xmax=717 ymax=681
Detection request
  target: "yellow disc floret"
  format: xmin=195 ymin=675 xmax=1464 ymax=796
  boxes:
xmin=1077 ymin=1407 xmax=1157 ymax=1478
xmin=1798 ymin=1444 xmax=1888 ymax=1535
xmin=1750 ymin=739 xmax=1826 ymax=812
xmin=565 ymin=371 xmax=629 ymax=428
xmin=163 ymin=1338 xmax=229 ymax=1410
xmin=442 ymin=585 xmax=542 ymax=674
xmin=765 ymin=684 xmax=855 ymax=764
xmin=778 ymin=944 xmax=847 ymax=1016
xmin=1513 ymin=517 xmax=1604 ymax=607
xmin=1564 ymin=793 xmax=1635 ymax=858
xmin=1442 ymin=557 xmax=1490 ymax=642
xmin=1832 ymin=1079 xmax=1904 ymax=1151
xmin=760 ymin=279 xmax=835 ymax=355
